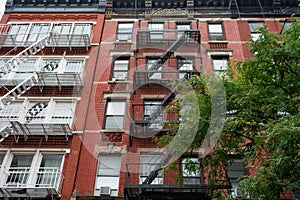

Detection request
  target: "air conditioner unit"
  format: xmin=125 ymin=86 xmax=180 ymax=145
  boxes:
xmin=99 ymin=186 xmax=111 ymax=196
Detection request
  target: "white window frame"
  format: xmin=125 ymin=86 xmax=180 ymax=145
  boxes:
xmin=212 ymin=56 xmax=229 ymax=76
xmin=208 ymin=23 xmax=225 ymax=41
xmin=116 ymin=23 xmax=133 ymax=41
xmin=181 ymin=158 xmax=201 ymax=184
xmin=147 ymin=58 xmax=162 ymax=79
xmin=112 ymin=58 xmax=129 ymax=81
xmin=177 ymin=24 xmax=190 ymax=39
xmin=148 ymin=23 xmax=164 ymax=41
xmin=94 ymin=154 xmax=121 ymax=197
xmin=139 ymin=154 xmax=163 ymax=184
xmin=0 ymin=149 xmax=66 ymax=188
xmin=104 ymin=100 xmax=126 ymax=130
xmin=248 ymin=22 xmax=264 ymax=41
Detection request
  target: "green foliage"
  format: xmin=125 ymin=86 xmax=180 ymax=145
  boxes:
xmin=154 ymin=21 xmax=300 ymax=199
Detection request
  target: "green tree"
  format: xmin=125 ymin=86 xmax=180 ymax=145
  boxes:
xmin=156 ymin=22 xmax=300 ymax=199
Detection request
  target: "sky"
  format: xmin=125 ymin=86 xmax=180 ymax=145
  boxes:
xmin=0 ymin=0 xmax=7 ymax=20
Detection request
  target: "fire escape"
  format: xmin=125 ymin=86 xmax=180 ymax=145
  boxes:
xmin=0 ymin=24 xmax=89 ymax=143
xmin=130 ymin=30 xmax=200 ymax=143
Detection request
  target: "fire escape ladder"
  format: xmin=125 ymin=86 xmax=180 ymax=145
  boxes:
xmin=0 ymin=33 xmax=53 ymax=76
xmin=0 ymin=33 xmax=54 ymax=109
xmin=142 ymin=153 xmax=173 ymax=185
xmin=142 ymin=168 xmax=162 ymax=185
xmin=0 ymin=125 xmax=13 ymax=142
xmin=0 ymin=73 xmax=39 ymax=109
xmin=147 ymin=31 xmax=187 ymax=77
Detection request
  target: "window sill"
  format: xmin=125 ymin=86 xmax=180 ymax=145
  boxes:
xmin=101 ymin=130 xmax=125 ymax=133
xmin=208 ymin=40 xmax=228 ymax=44
xmin=114 ymin=41 xmax=133 ymax=44
xmin=108 ymin=80 xmax=130 ymax=84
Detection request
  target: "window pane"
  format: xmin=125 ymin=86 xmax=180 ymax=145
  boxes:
xmin=51 ymin=102 xmax=74 ymax=123
xmin=11 ymin=155 xmax=33 ymax=167
xmin=114 ymin=60 xmax=128 ymax=71
xmin=41 ymin=59 xmax=60 ymax=72
xmin=147 ymin=59 xmax=161 ymax=79
xmin=148 ymin=23 xmax=163 ymax=30
xmin=65 ymin=60 xmax=83 ymax=73
xmin=140 ymin=154 xmax=163 ymax=184
xmin=106 ymin=101 xmax=126 ymax=115
xmin=213 ymin=59 xmax=228 ymax=71
xmin=208 ymin=24 xmax=222 ymax=33
xmin=249 ymin=22 xmax=264 ymax=32
xmin=26 ymin=101 xmax=48 ymax=123
xmin=98 ymin=155 xmax=121 ymax=176
xmin=227 ymin=159 xmax=246 ymax=179
xmin=117 ymin=23 xmax=133 ymax=41
xmin=0 ymin=154 xmax=4 ymax=165
xmin=105 ymin=116 xmax=124 ymax=130
xmin=40 ymin=155 xmax=63 ymax=168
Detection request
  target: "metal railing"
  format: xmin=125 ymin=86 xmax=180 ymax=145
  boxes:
xmin=0 ymin=166 xmax=64 ymax=193
xmin=0 ymin=31 xmax=91 ymax=48
xmin=137 ymin=30 xmax=200 ymax=48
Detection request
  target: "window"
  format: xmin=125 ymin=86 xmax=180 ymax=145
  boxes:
xmin=41 ymin=59 xmax=60 ymax=72
xmin=248 ymin=22 xmax=264 ymax=41
xmin=36 ymin=154 xmax=63 ymax=187
xmin=280 ymin=21 xmax=293 ymax=33
xmin=104 ymin=100 xmax=126 ymax=130
xmin=147 ymin=58 xmax=161 ymax=79
xmin=212 ymin=56 xmax=229 ymax=76
xmin=140 ymin=154 xmax=163 ymax=184
xmin=177 ymin=24 xmax=190 ymax=38
xmin=13 ymin=59 xmax=37 ymax=80
xmin=0 ymin=150 xmax=65 ymax=190
xmin=208 ymin=23 xmax=225 ymax=40
xmin=7 ymin=24 xmax=29 ymax=44
xmin=65 ymin=60 xmax=84 ymax=74
xmin=117 ymin=23 xmax=133 ymax=41
xmin=144 ymin=100 xmax=163 ymax=120
xmin=177 ymin=58 xmax=193 ymax=79
xmin=182 ymin=158 xmax=201 ymax=184
xmin=27 ymin=23 xmax=51 ymax=43
xmin=95 ymin=155 xmax=121 ymax=196
xmin=7 ymin=155 xmax=33 ymax=185
xmin=148 ymin=23 xmax=164 ymax=41
xmin=112 ymin=58 xmax=129 ymax=81
xmin=226 ymin=158 xmax=246 ymax=196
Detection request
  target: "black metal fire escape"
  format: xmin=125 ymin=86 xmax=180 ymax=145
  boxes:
xmin=132 ymin=30 xmax=200 ymax=184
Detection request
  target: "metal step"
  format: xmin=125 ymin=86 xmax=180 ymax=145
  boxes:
xmin=0 ymin=125 xmax=12 ymax=142
xmin=147 ymin=32 xmax=187 ymax=77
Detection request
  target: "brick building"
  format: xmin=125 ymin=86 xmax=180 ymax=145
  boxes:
xmin=0 ymin=0 xmax=299 ymax=200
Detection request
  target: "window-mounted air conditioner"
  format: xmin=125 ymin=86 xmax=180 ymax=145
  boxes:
xmin=99 ymin=186 xmax=111 ymax=196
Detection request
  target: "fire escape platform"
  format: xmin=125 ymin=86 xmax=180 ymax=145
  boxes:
xmin=124 ymin=184 xmax=230 ymax=200
xmin=0 ymin=187 xmax=60 ymax=199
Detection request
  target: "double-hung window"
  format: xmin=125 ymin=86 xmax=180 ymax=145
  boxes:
xmin=148 ymin=23 xmax=164 ymax=41
xmin=248 ymin=22 xmax=264 ymax=41
xmin=177 ymin=24 xmax=190 ymax=39
xmin=27 ymin=23 xmax=51 ymax=43
xmin=104 ymin=100 xmax=126 ymax=130
xmin=112 ymin=58 xmax=129 ymax=81
xmin=95 ymin=155 xmax=121 ymax=196
xmin=140 ymin=154 xmax=163 ymax=184
xmin=226 ymin=158 xmax=247 ymax=196
xmin=6 ymin=24 xmax=29 ymax=45
xmin=147 ymin=58 xmax=161 ymax=79
xmin=182 ymin=158 xmax=201 ymax=184
xmin=116 ymin=23 xmax=133 ymax=41
xmin=7 ymin=155 xmax=33 ymax=186
xmin=177 ymin=58 xmax=193 ymax=79
xmin=208 ymin=23 xmax=225 ymax=41
xmin=144 ymin=100 xmax=163 ymax=129
xmin=212 ymin=56 xmax=229 ymax=76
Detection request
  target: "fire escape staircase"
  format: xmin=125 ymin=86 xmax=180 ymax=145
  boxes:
xmin=0 ymin=33 xmax=55 ymax=142
xmin=134 ymin=30 xmax=200 ymax=88
xmin=136 ymin=31 xmax=200 ymax=185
